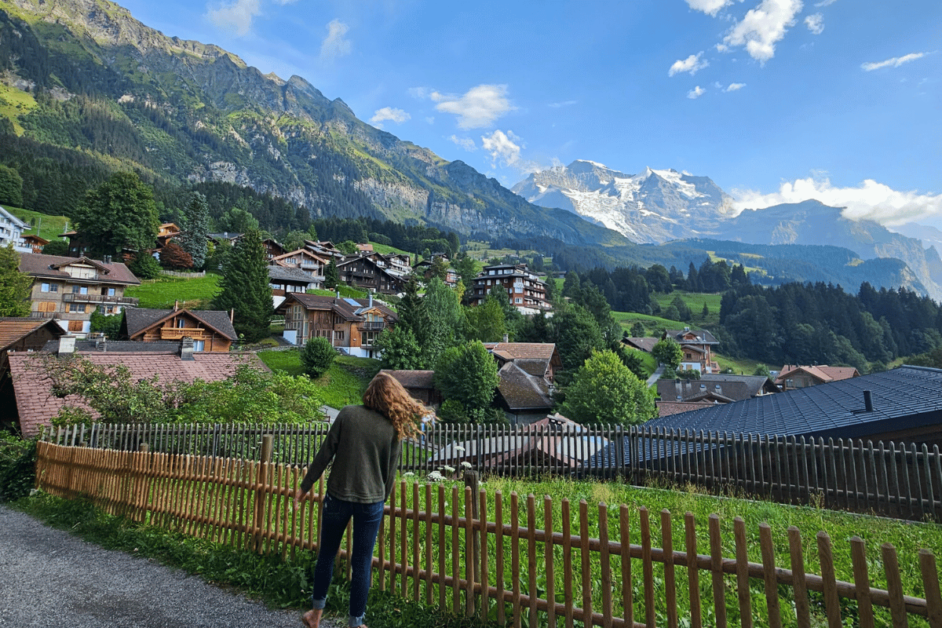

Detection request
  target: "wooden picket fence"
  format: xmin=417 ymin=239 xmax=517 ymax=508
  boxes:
xmin=34 ymin=440 xmax=942 ymax=628
xmin=47 ymin=422 xmax=942 ymax=522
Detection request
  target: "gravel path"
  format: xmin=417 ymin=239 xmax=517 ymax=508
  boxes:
xmin=0 ymin=505 xmax=345 ymax=627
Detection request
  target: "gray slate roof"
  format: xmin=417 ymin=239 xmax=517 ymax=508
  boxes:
xmin=268 ymin=265 xmax=315 ymax=283
xmin=658 ymin=374 xmax=774 ymax=403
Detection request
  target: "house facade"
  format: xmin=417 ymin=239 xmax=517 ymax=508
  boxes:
xmin=775 ymin=365 xmax=860 ymax=390
xmin=272 ymin=248 xmax=327 ymax=284
xmin=22 ymin=235 xmax=49 ymax=254
xmin=0 ymin=206 xmax=30 ymax=254
xmin=336 ymin=255 xmax=405 ymax=294
xmin=124 ymin=306 xmax=238 ymax=352
xmin=280 ymin=293 xmax=398 ymax=358
xmin=19 ymin=253 xmax=140 ymax=335
xmin=664 ymin=328 xmax=719 ymax=373
xmin=468 ymin=264 xmax=550 ymax=315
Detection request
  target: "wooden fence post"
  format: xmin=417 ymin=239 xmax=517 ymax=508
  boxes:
xmin=252 ymin=435 xmax=274 ymax=553
xmin=464 ymin=470 xmax=480 ymax=592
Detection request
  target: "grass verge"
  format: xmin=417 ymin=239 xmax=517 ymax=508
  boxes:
xmin=258 ymin=351 xmax=381 ymax=408
xmin=12 ymin=493 xmax=493 ymax=628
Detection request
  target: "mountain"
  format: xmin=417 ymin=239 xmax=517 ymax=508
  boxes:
xmin=721 ymin=200 xmax=942 ymax=300
xmin=512 ymin=160 xmax=737 ymax=244
xmin=0 ymin=0 xmax=630 ymax=247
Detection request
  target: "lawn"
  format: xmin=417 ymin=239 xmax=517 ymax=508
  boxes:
xmin=4 ymin=206 xmax=71 ymax=243
xmin=124 ymin=274 xmax=222 ymax=309
xmin=614 ymin=310 xmax=688 ymax=334
xmin=258 ymin=350 xmax=381 ymax=409
xmin=652 ymin=291 xmax=723 ymax=326
xmin=308 ymin=285 xmax=368 ymax=299
xmin=369 ymin=241 xmax=412 ymax=256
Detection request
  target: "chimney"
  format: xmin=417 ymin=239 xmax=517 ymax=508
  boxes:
xmin=336 ymin=290 xmax=340 ymax=298
xmin=174 ymin=300 xmax=179 ymax=312
xmin=180 ymin=337 xmax=195 ymax=361
xmin=229 ymin=309 xmax=234 ymax=323
xmin=103 ymin=255 xmax=111 ymax=264
xmin=503 ymin=334 xmax=509 ymax=343
xmin=864 ymin=390 xmax=873 ymax=412
xmin=58 ymin=337 xmax=76 ymax=356
xmin=368 ymin=292 xmax=373 ymax=307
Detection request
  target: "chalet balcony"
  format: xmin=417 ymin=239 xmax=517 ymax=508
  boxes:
xmin=159 ymin=328 xmax=210 ymax=340
xmin=358 ymin=321 xmax=385 ymax=331
xmin=63 ymin=293 xmax=139 ymax=306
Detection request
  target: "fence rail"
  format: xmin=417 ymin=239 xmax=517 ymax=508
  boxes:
xmin=158 ymin=270 xmax=206 ymax=278
xmin=34 ymin=441 xmax=942 ymax=628
xmin=46 ymin=422 xmax=942 ymax=522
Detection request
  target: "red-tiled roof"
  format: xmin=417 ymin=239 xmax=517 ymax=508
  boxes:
xmin=656 ymin=401 xmax=716 ymax=417
xmin=483 ymin=342 xmax=559 ymax=362
xmin=10 ymin=352 xmax=266 ymax=437
xmin=380 ymin=370 xmax=436 ymax=389
xmin=775 ymin=364 xmax=860 ymax=386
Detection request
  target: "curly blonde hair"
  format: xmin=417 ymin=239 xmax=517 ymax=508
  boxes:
xmin=363 ymin=372 xmax=429 ymax=441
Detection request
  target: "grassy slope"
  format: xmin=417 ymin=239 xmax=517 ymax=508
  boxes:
xmin=124 ymin=274 xmax=222 ymax=309
xmin=652 ymin=291 xmax=723 ymax=325
xmin=308 ymin=285 xmax=368 ymax=299
xmin=258 ymin=350 xmax=381 ymax=409
xmin=3 ymin=206 xmax=70 ymax=242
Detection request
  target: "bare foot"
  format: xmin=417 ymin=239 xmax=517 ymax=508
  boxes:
xmin=302 ymin=609 xmax=321 ymax=628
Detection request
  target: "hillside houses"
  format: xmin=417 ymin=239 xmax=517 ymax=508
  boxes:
xmin=278 ymin=293 xmax=398 ymax=358
xmin=123 ymin=306 xmax=238 ymax=352
xmin=0 ymin=206 xmax=30 ymax=253
xmin=468 ymin=263 xmax=551 ymax=315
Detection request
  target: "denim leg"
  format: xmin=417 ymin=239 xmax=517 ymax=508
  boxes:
xmin=311 ymin=494 xmax=352 ymax=609
xmin=347 ymin=500 xmax=385 ymax=627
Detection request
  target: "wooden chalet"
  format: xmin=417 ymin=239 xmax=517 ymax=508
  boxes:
xmin=336 ymin=255 xmax=405 ymax=294
xmin=664 ymin=328 xmax=720 ymax=374
xmin=272 ymin=248 xmax=327 ymax=280
xmin=776 ymin=364 xmax=860 ymax=390
xmin=279 ymin=293 xmax=397 ymax=359
xmin=123 ymin=306 xmax=238 ymax=352
xmin=21 ymin=234 xmax=49 ymax=254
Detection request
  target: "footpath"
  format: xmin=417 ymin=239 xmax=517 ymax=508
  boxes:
xmin=0 ymin=505 xmax=343 ymax=628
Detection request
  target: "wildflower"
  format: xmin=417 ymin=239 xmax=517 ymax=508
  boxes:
xmin=442 ymin=465 xmax=455 ymax=474
xmin=453 ymin=445 xmax=466 ymax=452
xmin=427 ymin=471 xmax=444 ymax=483
xmin=460 ymin=461 xmax=472 ymax=469
xmin=403 ymin=471 xmax=415 ymax=477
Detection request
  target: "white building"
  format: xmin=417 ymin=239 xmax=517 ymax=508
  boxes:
xmin=0 ymin=206 xmax=31 ymax=254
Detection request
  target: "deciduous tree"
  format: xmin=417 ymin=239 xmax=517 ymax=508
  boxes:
xmin=72 ymin=172 xmax=159 ymax=258
xmin=561 ymin=350 xmax=656 ymax=426
xmin=434 ymin=341 xmax=499 ymax=415
xmin=0 ymin=245 xmax=31 ymax=317
xmin=652 ymin=337 xmax=683 ymax=370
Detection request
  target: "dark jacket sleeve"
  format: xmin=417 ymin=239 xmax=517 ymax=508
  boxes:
xmin=384 ymin=437 xmax=402 ymax=501
xmin=300 ymin=415 xmax=343 ymax=493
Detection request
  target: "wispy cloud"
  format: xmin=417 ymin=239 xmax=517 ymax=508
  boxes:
xmin=481 ymin=130 xmax=541 ymax=173
xmin=862 ymin=52 xmax=927 ymax=72
xmin=805 ymin=13 xmax=824 ymax=35
xmin=814 ymin=0 xmax=838 ymax=6
xmin=687 ymin=85 xmax=707 ymax=99
xmin=320 ymin=19 xmax=351 ymax=61
xmin=430 ymin=84 xmax=515 ymax=129
xmin=723 ymin=0 xmax=803 ymax=63
xmin=272 ymin=0 xmax=298 ymax=4
xmin=725 ymin=82 xmax=746 ymax=91
xmin=733 ymin=175 xmax=942 ymax=226
xmin=548 ymin=100 xmax=578 ymax=108
xmin=370 ymin=107 xmax=410 ymax=128
xmin=408 ymin=87 xmax=431 ymax=99
xmin=448 ymin=135 xmax=477 ymax=151
xmin=685 ymin=0 xmax=734 ymax=16
xmin=206 ymin=0 xmax=260 ymax=36
xmin=669 ymin=52 xmax=709 ymax=77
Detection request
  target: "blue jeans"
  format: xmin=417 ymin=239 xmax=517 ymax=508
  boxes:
xmin=311 ymin=494 xmax=385 ymax=628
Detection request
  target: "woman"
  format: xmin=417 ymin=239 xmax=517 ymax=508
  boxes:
xmin=294 ymin=372 xmax=426 ymax=628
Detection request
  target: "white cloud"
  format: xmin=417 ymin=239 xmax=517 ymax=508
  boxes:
xmin=448 ymin=135 xmax=477 ymax=151
xmin=669 ymin=52 xmax=709 ymax=77
xmin=431 ymin=84 xmax=514 ymax=129
xmin=862 ymin=52 xmax=927 ymax=72
xmin=548 ymin=100 xmax=578 ymax=108
xmin=726 ymin=82 xmax=746 ymax=91
xmin=272 ymin=0 xmax=298 ymax=4
xmin=480 ymin=130 xmax=543 ymax=174
xmin=206 ymin=0 xmax=260 ymax=36
xmin=814 ymin=0 xmax=837 ymax=6
xmin=723 ymin=0 xmax=803 ymax=63
xmin=732 ymin=176 xmax=942 ymax=227
xmin=685 ymin=0 xmax=734 ymax=16
xmin=320 ymin=19 xmax=351 ymax=61
xmin=369 ymin=107 xmax=410 ymax=127
xmin=408 ymin=87 xmax=431 ymax=99
xmin=687 ymin=85 xmax=706 ymax=99
xmin=805 ymin=13 xmax=824 ymax=34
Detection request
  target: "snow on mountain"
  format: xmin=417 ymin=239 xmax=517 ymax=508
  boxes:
xmin=512 ymin=160 xmax=736 ymax=243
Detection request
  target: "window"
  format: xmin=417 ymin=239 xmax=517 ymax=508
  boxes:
xmin=335 ymin=331 xmax=345 ymax=341
xmin=193 ymin=340 xmax=205 ymax=352
xmin=106 ymin=288 xmax=116 ymax=296
xmin=38 ymin=301 xmax=57 ymax=313
xmin=68 ymin=321 xmax=83 ymax=332
xmin=41 ymin=283 xmax=58 ymax=293
xmin=71 ymin=285 xmax=88 ymax=295
xmin=69 ymin=303 xmax=86 ymax=313
xmin=515 ymin=298 xmax=521 ymax=304
xmin=177 ymin=319 xmax=185 ymax=328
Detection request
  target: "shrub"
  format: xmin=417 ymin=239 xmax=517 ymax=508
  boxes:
xmin=301 ymin=338 xmax=336 ymax=379
xmin=129 ymin=253 xmax=162 ymax=279
xmin=0 ymin=433 xmax=37 ymax=502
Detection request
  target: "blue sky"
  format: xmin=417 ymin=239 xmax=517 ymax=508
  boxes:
xmin=119 ymin=0 xmax=941 ymax=226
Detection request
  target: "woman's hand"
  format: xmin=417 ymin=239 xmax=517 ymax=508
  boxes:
xmin=293 ymin=488 xmax=307 ymax=511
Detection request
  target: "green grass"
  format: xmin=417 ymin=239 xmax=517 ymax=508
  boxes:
xmin=614 ymin=310 xmax=689 ymax=334
xmin=714 ymin=353 xmax=767 ymax=376
xmin=369 ymin=241 xmax=412 ymax=256
xmin=652 ymin=291 xmax=723 ymax=325
xmin=3 ymin=206 xmax=71 ymax=243
xmin=124 ymin=274 xmax=222 ymax=309
xmin=0 ymin=83 xmax=38 ymax=135
xmin=258 ymin=350 xmax=381 ymax=408
xmin=308 ymin=285 xmax=368 ymax=299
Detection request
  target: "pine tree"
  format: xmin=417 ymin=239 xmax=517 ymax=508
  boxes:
xmin=324 ymin=258 xmax=339 ymax=290
xmin=0 ymin=245 xmax=32 ymax=317
xmin=177 ymin=192 xmax=209 ymax=269
xmin=212 ymin=229 xmax=272 ymax=343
